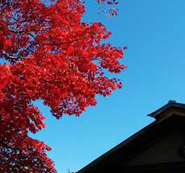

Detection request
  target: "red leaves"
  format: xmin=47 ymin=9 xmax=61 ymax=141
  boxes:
xmin=98 ymin=0 xmax=119 ymax=5
xmin=0 ymin=0 xmax=124 ymax=172
xmin=0 ymin=137 xmax=56 ymax=173
xmin=0 ymin=21 xmax=7 ymax=50
xmin=98 ymin=0 xmax=119 ymax=16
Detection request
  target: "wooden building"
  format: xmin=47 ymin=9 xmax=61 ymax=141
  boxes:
xmin=77 ymin=101 xmax=185 ymax=173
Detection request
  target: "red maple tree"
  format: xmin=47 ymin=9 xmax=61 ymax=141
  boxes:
xmin=0 ymin=0 xmax=126 ymax=172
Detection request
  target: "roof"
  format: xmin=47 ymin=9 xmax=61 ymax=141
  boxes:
xmin=77 ymin=101 xmax=185 ymax=173
xmin=148 ymin=100 xmax=185 ymax=119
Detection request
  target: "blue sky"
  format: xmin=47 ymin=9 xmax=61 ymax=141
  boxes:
xmin=32 ymin=1 xmax=185 ymax=172
xmin=5 ymin=0 xmax=185 ymax=172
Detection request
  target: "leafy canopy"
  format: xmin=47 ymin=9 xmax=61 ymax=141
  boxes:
xmin=0 ymin=0 xmax=125 ymax=172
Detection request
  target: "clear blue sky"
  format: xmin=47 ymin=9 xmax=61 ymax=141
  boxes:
xmin=16 ymin=0 xmax=185 ymax=172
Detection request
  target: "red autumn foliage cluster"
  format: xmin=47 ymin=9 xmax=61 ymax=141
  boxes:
xmin=0 ymin=0 xmax=125 ymax=172
xmin=98 ymin=0 xmax=119 ymax=16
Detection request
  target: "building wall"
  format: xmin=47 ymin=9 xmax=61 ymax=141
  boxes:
xmin=126 ymin=128 xmax=185 ymax=166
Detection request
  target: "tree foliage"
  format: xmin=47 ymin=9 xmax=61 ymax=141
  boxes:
xmin=0 ymin=0 xmax=125 ymax=172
